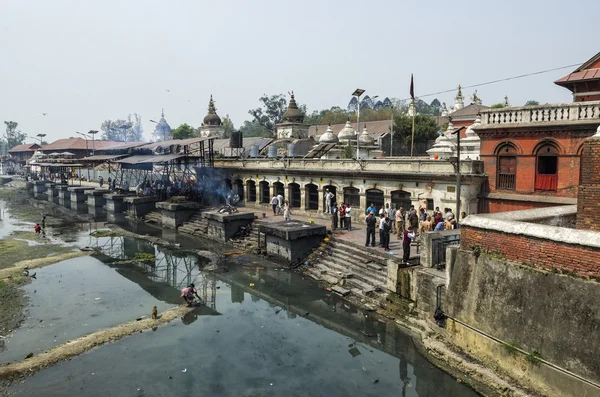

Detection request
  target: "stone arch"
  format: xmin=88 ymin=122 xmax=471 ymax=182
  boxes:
xmin=233 ymin=178 xmax=244 ymax=201
xmin=532 ymin=138 xmax=564 ymax=156
xmin=259 ymin=180 xmax=270 ymax=204
xmin=494 ymin=140 xmax=521 ymax=156
xmin=288 ymin=183 xmax=301 ymax=208
xmin=246 ymin=180 xmax=256 ymax=203
xmin=273 ymin=181 xmax=285 ymax=199
xmin=365 ymin=188 xmax=384 ymax=212
xmin=305 ymin=183 xmax=318 ymax=210
xmin=534 ymin=141 xmax=559 ymax=191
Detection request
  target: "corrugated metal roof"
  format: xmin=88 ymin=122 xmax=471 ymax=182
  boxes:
xmin=211 ymin=137 xmax=274 ymax=152
xmin=136 ymin=137 xmax=214 ymax=151
xmin=114 ymin=154 xmax=184 ymax=164
xmin=81 ymin=154 xmax=127 ymax=161
xmin=8 ymin=143 xmax=41 ymax=153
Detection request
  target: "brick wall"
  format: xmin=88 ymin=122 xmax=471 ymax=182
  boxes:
xmin=460 ymin=226 xmax=600 ymax=278
xmin=577 ymin=136 xmax=600 ymax=230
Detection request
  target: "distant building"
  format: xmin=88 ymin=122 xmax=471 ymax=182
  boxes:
xmin=8 ymin=143 xmax=41 ymax=164
xmin=199 ymin=95 xmax=225 ymax=138
xmin=475 ymin=52 xmax=600 ymax=213
xmin=151 ymin=110 xmax=172 ymax=142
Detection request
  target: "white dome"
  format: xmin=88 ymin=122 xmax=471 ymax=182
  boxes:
xmin=338 ymin=120 xmax=356 ymax=141
xmin=319 ymin=125 xmax=339 ymax=144
xmin=358 ymin=125 xmax=374 ymax=144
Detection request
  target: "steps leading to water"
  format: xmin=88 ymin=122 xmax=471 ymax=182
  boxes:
xmin=143 ymin=211 xmax=162 ymax=226
xmin=302 ymin=236 xmax=391 ymax=305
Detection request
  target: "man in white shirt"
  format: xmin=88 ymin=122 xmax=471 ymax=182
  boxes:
xmin=324 ymin=190 xmax=334 ymax=214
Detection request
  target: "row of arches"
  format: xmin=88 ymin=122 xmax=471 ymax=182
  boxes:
xmin=224 ymin=178 xmax=413 ymax=211
xmin=496 ymin=141 xmax=561 ymax=191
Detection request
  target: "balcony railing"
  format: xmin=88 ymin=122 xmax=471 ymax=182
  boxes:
xmin=480 ymin=101 xmax=600 ymax=127
xmin=498 ymin=173 xmax=516 ymax=190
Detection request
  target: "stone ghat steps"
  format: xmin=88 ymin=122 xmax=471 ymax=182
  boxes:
xmin=143 ymin=211 xmax=162 ymax=225
xmin=178 ymin=211 xmax=208 ymax=236
xmin=311 ymin=249 xmax=387 ymax=291
xmin=229 ymin=231 xmax=259 ymax=251
xmin=329 ymin=238 xmax=397 ymax=267
xmin=306 ymin=263 xmax=386 ymax=304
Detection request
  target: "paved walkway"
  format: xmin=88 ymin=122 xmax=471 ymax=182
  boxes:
xmin=235 ymin=206 xmax=418 ymax=260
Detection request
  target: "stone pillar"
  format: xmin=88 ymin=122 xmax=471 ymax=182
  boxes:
xmin=576 ymin=132 xmax=600 ymax=231
xmin=33 ymin=181 xmax=47 ymax=199
xmin=300 ymin=186 xmax=306 ymax=211
xmin=69 ymin=187 xmax=88 ymax=213
xmin=359 ymin=192 xmax=367 ymax=213
xmin=58 ymin=185 xmax=71 ymax=208
xmin=318 ymin=186 xmax=324 ymax=213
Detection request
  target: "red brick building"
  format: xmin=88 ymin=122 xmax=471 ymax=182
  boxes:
xmin=475 ymin=54 xmax=600 ymax=213
xmin=555 ymin=51 xmax=600 ymax=102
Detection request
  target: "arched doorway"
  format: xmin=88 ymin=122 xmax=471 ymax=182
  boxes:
xmin=288 ymin=183 xmax=301 ymax=208
xmin=273 ymin=181 xmax=285 ymax=199
xmin=535 ymin=143 xmax=559 ymax=191
xmin=497 ymin=143 xmax=517 ymax=190
xmin=366 ymin=188 xmax=384 ymax=212
xmin=246 ymin=180 xmax=256 ymax=203
xmin=343 ymin=187 xmax=360 ymax=207
xmin=391 ymin=190 xmax=411 ymax=212
xmin=233 ymin=179 xmax=244 ymax=201
xmin=259 ymin=181 xmax=270 ymax=204
xmin=322 ymin=185 xmax=337 ymax=209
xmin=305 ymin=184 xmax=318 ymax=210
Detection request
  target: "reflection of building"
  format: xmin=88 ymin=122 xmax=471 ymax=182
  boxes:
xmin=199 ymin=95 xmax=225 ymax=138
xmin=231 ymin=283 xmax=245 ymax=304
xmin=151 ymin=110 xmax=172 ymax=142
xmin=476 ymin=52 xmax=600 ymax=213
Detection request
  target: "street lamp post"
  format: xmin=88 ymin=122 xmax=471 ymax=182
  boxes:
xmin=76 ymin=131 xmax=91 ymax=181
xmin=352 ymin=89 xmax=365 ymax=159
xmin=443 ymin=119 xmax=462 ymax=219
xmin=36 ymin=133 xmax=46 ymax=146
xmin=149 ymin=120 xmax=166 ymax=141
xmin=89 ymin=130 xmax=98 ymax=155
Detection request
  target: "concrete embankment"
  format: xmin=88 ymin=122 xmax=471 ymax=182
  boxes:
xmin=0 ymin=305 xmax=194 ymax=380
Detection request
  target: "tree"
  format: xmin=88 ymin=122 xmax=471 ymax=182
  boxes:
xmin=524 ymin=100 xmax=540 ymax=106
xmin=222 ymin=115 xmax=234 ymax=139
xmin=430 ymin=99 xmax=442 ymax=116
xmin=239 ymin=120 xmax=272 ymax=138
xmin=392 ymin=115 xmax=439 ymax=145
xmin=489 ymin=103 xmax=506 ymax=109
xmin=248 ymin=94 xmax=288 ymax=131
xmin=128 ymin=113 xmax=143 ymax=141
xmin=100 ymin=119 xmax=133 ymax=141
xmin=171 ymin=123 xmax=195 ymax=140
xmin=3 ymin=121 xmax=26 ymax=149
xmin=347 ymin=97 xmax=358 ymax=112
xmin=382 ymin=97 xmax=393 ymax=109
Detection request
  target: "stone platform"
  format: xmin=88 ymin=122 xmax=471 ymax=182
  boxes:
xmin=202 ymin=211 xmax=255 ymax=242
xmin=258 ymin=221 xmax=326 ymax=263
xmin=104 ymin=193 xmax=135 ymax=223
xmin=124 ymin=196 xmax=159 ymax=218
xmin=156 ymin=201 xmax=200 ymax=229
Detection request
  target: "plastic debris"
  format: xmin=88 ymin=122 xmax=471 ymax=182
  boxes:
xmin=182 ymin=368 xmax=187 ymax=373
xmin=94 ymin=297 xmax=101 ymax=300
xmin=249 ymin=283 xmax=255 ymax=287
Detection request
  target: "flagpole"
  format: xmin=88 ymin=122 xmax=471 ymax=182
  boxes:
xmin=410 ymin=99 xmax=415 ymax=158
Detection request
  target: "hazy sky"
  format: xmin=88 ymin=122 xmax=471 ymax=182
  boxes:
xmin=1 ymin=0 xmax=598 ymax=143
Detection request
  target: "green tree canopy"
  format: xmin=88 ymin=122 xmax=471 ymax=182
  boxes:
xmin=524 ymin=100 xmax=540 ymax=106
xmin=392 ymin=115 xmax=439 ymax=145
xmin=171 ymin=123 xmax=196 ymax=140
xmin=100 ymin=119 xmax=133 ymax=141
xmin=222 ymin=114 xmax=234 ymax=139
xmin=489 ymin=103 xmax=506 ymax=109
xmin=239 ymin=120 xmax=272 ymax=137
xmin=3 ymin=121 xmax=27 ymax=149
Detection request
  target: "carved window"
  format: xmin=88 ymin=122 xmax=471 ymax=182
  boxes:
xmin=535 ymin=144 xmax=558 ymax=191
xmin=497 ymin=143 xmax=517 ymax=190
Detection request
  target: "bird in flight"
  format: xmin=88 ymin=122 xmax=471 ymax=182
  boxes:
xmin=166 ymin=89 xmax=170 ymax=92
xmin=42 ymin=113 xmax=47 ymax=116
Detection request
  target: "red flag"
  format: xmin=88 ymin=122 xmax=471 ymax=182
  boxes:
xmin=409 ymin=74 xmax=414 ymax=100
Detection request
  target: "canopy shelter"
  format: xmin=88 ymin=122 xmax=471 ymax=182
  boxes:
xmin=34 ymin=163 xmax=85 ymax=185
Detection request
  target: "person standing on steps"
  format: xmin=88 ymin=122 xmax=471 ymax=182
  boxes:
xmin=378 ymin=213 xmax=386 ymax=247
xmin=345 ymin=203 xmax=352 ymax=230
xmin=41 ymin=216 xmax=46 ymax=229
xmin=403 ymin=226 xmax=416 ymax=264
xmin=338 ymin=203 xmax=346 ymax=230
xmin=382 ymin=216 xmax=392 ymax=251
xmin=365 ymin=211 xmax=376 ymax=247
xmin=277 ymin=193 xmax=284 ymax=215
xmin=324 ymin=189 xmax=334 ymax=214
xmin=331 ymin=202 xmax=338 ymax=230
xmin=395 ymin=207 xmax=404 ymax=239
xmin=283 ymin=201 xmax=292 ymax=221
xmin=270 ymin=196 xmax=278 ymax=216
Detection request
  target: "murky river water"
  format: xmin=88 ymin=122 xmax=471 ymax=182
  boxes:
xmin=0 ymin=197 xmax=479 ymax=396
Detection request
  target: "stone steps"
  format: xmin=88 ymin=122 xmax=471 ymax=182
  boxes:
xmin=328 ymin=252 xmax=387 ymax=285
xmin=329 ymin=238 xmax=393 ymax=267
xmin=178 ymin=211 xmax=208 ymax=236
xmin=144 ymin=211 xmax=162 ymax=225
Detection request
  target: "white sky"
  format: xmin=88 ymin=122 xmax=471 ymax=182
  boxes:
xmin=1 ymin=0 xmax=598 ymax=142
